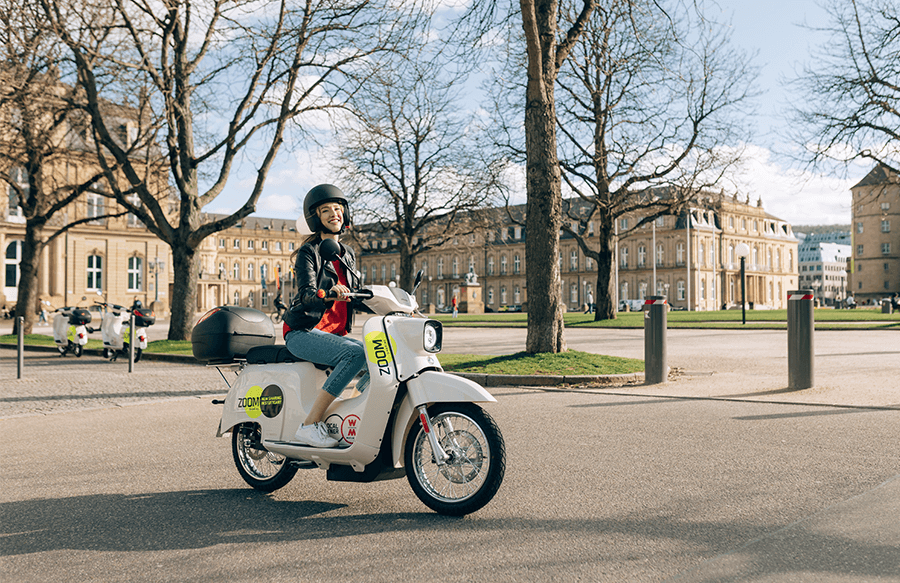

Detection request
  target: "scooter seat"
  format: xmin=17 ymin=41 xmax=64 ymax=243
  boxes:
xmin=245 ymin=346 xmax=298 ymax=364
xmin=244 ymin=345 xmax=331 ymax=371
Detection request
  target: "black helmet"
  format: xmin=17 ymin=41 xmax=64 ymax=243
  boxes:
xmin=303 ymin=184 xmax=351 ymax=233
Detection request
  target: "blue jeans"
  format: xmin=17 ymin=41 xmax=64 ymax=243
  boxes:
xmin=285 ymin=328 xmax=367 ymax=397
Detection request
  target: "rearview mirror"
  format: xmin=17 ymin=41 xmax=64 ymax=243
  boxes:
xmin=319 ymin=238 xmax=341 ymax=262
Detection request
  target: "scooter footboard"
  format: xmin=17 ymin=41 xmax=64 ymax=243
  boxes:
xmin=390 ymin=371 xmax=496 ymax=468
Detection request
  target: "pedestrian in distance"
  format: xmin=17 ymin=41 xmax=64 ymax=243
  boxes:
xmin=274 ymin=293 xmax=286 ymax=322
xmin=38 ymin=298 xmax=50 ymax=326
xmin=451 ymin=294 xmax=458 ymax=318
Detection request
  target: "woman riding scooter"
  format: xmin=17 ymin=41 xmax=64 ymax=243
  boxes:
xmin=282 ymin=184 xmax=366 ymax=448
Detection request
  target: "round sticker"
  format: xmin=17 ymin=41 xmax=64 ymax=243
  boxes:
xmin=324 ymin=413 xmax=343 ymax=442
xmin=240 ymin=385 xmax=263 ymax=419
xmin=342 ymin=415 xmax=361 ymax=444
xmin=259 ymin=385 xmax=284 ymax=418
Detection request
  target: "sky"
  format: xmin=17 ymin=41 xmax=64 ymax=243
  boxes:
xmin=209 ymin=0 xmax=866 ymax=228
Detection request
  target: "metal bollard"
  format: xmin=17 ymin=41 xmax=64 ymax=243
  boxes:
xmin=643 ymin=296 xmax=668 ymax=384
xmin=128 ymin=312 xmax=135 ymax=373
xmin=17 ymin=316 xmax=24 ymax=379
xmin=787 ymin=290 xmax=814 ymax=389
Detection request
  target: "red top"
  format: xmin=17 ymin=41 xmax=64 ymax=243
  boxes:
xmin=283 ymin=260 xmax=348 ymax=337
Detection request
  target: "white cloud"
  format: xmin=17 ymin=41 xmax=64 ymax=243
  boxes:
xmin=731 ymin=145 xmax=859 ymax=225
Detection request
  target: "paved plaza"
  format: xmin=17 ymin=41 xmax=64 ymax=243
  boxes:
xmin=1 ymin=324 xmax=898 ymax=582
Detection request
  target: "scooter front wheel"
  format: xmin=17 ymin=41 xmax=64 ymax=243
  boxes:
xmin=404 ymin=403 xmax=506 ymax=516
xmin=232 ymin=423 xmax=297 ymax=492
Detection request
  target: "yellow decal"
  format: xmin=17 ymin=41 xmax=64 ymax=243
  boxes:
xmin=238 ymin=385 xmax=264 ymax=419
xmin=365 ymin=331 xmax=395 ymax=376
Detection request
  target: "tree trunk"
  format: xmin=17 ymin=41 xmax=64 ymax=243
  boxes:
xmin=12 ymin=221 xmax=47 ymax=335
xmin=524 ymin=90 xmax=566 ymax=353
xmin=167 ymin=245 xmax=199 ymax=341
xmin=399 ymin=241 xmax=415 ymax=291
xmin=593 ymin=225 xmax=617 ymax=321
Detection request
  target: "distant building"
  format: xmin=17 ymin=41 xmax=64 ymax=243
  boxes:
xmin=194 ymin=214 xmax=301 ymax=314
xmin=796 ymin=232 xmax=851 ymax=306
xmin=849 ymin=166 xmax=900 ymax=304
xmin=356 ymin=193 xmax=799 ymax=312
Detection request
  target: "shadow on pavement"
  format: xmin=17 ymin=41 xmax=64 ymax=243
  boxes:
xmin=2 ymin=488 xmax=898 ymax=581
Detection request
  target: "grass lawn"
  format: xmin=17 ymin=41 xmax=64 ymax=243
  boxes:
xmin=5 ymin=309 xmax=894 ymax=376
xmin=0 ymin=334 xmax=194 ymax=355
xmin=431 ymin=308 xmax=900 ymax=330
xmin=438 ymin=350 xmax=643 ymax=375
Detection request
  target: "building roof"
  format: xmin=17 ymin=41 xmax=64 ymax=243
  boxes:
xmin=852 ymin=165 xmax=898 ymax=189
xmin=799 ymin=241 xmax=851 ymax=264
xmin=202 ymin=213 xmax=298 ymax=232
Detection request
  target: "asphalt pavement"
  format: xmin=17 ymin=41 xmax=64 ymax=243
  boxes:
xmin=1 ymin=322 xmax=898 ymax=582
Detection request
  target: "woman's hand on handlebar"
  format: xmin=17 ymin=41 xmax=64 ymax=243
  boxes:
xmin=317 ymin=287 xmax=374 ymax=301
xmin=317 ymin=284 xmax=351 ymax=301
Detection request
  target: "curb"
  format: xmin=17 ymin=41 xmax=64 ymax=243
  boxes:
xmin=2 ymin=343 xmax=645 ymax=386
xmin=453 ymin=372 xmax=645 ymax=387
xmin=0 ymin=342 xmax=196 ymax=363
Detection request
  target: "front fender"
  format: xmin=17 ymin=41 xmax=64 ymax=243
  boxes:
xmin=406 ymin=371 xmax=496 ymax=406
xmin=390 ymin=371 xmax=496 ymax=467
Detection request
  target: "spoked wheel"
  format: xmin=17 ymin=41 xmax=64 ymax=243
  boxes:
xmin=232 ymin=423 xmax=297 ymax=492
xmin=404 ymin=403 xmax=505 ymax=516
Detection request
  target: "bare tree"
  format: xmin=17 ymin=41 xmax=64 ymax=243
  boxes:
xmin=442 ymin=0 xmax=594 ymax=352
xmin=789 ymin=0 xmax=900 ymax=175
xmin=555 ymin=0 xmax=755 ymax=320
xmin=0 ymin=1 xmax=127 ymax=334
xmin=42 ymin=0 xmax=414 ymax=339
xmin=518 ymin=0 xmax=594 ymax=352
xmin=333 ymin=50 xmax=502 ymax=291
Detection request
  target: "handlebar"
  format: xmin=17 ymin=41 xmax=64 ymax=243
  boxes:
xmin=316 ymin=288 xmax=375 ymax=300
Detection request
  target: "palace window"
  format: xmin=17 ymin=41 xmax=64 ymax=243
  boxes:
xmin=127 ymin=257 xmax=143 ymax=291
xmin=87 ymin=255 xmax=103 ymax=291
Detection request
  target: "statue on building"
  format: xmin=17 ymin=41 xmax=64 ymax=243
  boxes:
xmin=464 ymin=271 xmax=479 ymax=286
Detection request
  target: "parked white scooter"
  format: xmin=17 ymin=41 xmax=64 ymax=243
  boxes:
xmin=51 ymin=304 xmax=92 ymax=357
xmin=95 ymin=302 xmax=154 ymax=362
xmin=192 ymin=239 xmax=506 ymax=516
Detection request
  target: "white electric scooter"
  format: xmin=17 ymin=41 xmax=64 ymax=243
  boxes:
xmin=193 ymin=239 xmax=505 ymax=516
xmin=95 ymin=302 xmax=153 ymax=362
xmin=51 ymin=304 xmax=92 ymax=357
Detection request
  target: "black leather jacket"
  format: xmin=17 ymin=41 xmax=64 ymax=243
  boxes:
xmin=283 ymin=237 xmax=361 ymax=333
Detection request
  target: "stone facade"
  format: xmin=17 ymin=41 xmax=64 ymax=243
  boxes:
xmin=356 ymin=194 xmax=799 ymax=313
xmin=849 ymin=166 xmax=900 ymax=304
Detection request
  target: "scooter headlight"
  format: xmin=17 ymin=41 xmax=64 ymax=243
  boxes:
xmin=423 ymin=320 xmax=442 ymax=353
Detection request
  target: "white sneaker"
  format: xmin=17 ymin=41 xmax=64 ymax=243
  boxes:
xmin=294 ymin=422 xmax=338 ymax=448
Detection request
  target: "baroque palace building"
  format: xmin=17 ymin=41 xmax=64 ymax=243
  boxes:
xmin=848 ymin=165 xmax=900 ymax=304
xmin=354 ymin=193 xmax=800 ymax=313
xmin=4 ymin=193 xmax=799 ymax=318
xmin=2 ymin=205 xmax=305 ymax=318
xmin=2 ymin=83 xmax=175 ymax=315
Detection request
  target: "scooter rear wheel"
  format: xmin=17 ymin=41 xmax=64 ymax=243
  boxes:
xmin=405 ymin=403 xmax=506 ymax=516
xmin=73 ymin=344 xmax=83 ymax=357
xmin=232 ymin=423 xmax=297 ymax=492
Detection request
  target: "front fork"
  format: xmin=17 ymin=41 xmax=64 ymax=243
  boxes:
xmin=417 ymin=405 xmax=450 ymax=466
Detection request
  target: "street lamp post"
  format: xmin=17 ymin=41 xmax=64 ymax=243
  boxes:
xmin=735 ymin=243 xmax=750 ymax=325
xmin=149 ymin=257 xmax=165 ymax=303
